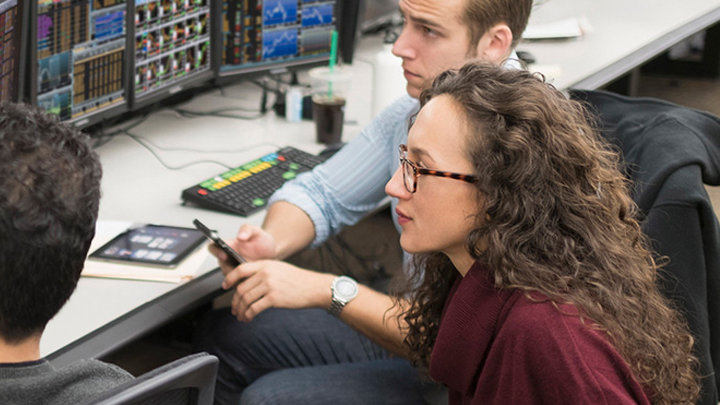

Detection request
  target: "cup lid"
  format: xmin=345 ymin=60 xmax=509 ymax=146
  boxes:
xmin=308 ymin=66 xmax=352 ymax=81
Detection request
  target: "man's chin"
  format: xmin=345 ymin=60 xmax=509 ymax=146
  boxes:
xmin=406 ymin=84 xmax=421 ymax=99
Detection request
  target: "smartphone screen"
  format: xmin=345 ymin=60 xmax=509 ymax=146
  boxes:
xmin=193 ymin=219 xmax=246 ymax=266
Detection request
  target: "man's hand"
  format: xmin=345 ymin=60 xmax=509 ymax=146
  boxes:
xmin=221 ymin=260 xmax=335 ymax=322
xmin=208 ymin=224 xmax=277 ymax=275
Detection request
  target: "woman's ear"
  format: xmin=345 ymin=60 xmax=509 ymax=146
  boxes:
xmin=475 ymin=24 xmax=513 ymax=64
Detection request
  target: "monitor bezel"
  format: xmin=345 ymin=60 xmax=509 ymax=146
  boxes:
xmin=212 ymin=0 xmax=343 ymax=86
xmin=16 ymin=0 xmax=27 ymax=102
xmin=28 ymin=0 xmax=130 ymax=129
xmin=4 ymin=0 xmax=29 ymax=103
xmin=128 ymin=0 xmax=215 ymax=111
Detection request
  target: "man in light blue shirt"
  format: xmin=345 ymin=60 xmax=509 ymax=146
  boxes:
xmin=196 ymin=1 xmax=533 ymax=404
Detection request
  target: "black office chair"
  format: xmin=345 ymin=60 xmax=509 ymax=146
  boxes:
xmin=571 ymin=89 xmax=720 ymax=405
xmin=86 ymin=353 xmax=219 ymax=405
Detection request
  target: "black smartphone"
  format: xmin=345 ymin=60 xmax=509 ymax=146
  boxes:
xmin=193 ymin=219 xmax=247 ymax=267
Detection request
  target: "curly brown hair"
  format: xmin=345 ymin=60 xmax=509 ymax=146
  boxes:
xmin=397 ymin=62 xmax=700 ymax=404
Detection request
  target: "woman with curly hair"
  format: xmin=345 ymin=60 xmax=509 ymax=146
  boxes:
xmin=386 ymin=62 xmax=700 ymax=404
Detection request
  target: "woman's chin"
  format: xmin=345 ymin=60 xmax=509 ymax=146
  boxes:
xmin=399 ymin=237 xmax=424 ymax=255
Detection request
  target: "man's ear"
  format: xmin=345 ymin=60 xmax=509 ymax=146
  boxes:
xmin=475 ymin=24 xmax=513 ymax=64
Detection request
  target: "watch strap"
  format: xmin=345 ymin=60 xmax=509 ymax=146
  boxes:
xmin=328 ymin=298 xmax=345 ymax=317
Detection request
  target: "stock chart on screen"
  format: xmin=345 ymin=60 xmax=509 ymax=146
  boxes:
xmin=35 ymin=0 xmax=127 ymax=123
xmin=133 ymin=0 xmax=211 ymax=102
xmin=219 ymin=0 xmax=336 ymax=77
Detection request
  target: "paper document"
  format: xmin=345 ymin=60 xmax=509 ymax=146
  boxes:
xmin=523 ymin=17 xmax=591 ymax=40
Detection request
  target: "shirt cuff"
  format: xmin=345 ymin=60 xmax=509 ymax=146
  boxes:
xmin=268 ymin=181 xmax=331 ymax=248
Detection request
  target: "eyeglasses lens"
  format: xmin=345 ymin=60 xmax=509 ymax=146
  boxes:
xmin=402 ymin=159 xmax=415 ymax=193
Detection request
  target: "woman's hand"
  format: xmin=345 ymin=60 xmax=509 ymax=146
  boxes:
xmin=222 ymin=260 xmax=335 ymax=322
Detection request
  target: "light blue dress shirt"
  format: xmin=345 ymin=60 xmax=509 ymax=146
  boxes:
xmin=269 ymin=95 xmax=418 ymax=247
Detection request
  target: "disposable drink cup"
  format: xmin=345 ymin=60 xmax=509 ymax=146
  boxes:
xmin=308 ymin=66 xmax=351 ymax=144
xmin=312 ymin=95 xmax=346 ymax=144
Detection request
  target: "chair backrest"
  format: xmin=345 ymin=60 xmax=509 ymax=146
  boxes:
xmin=570 ymin=89 xmax=720 ymax=405
xmin=87 ymin=353 xmax=218 ymax=405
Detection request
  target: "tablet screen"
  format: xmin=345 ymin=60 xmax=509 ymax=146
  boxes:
xmin=89 ymin=224 xmax=206 ymax=268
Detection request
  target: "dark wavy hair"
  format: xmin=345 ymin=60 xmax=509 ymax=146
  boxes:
xmin=397 ymin=63 xmax=700 ymax=404
xmin=0 ymin=103 xmax=102 ymax=343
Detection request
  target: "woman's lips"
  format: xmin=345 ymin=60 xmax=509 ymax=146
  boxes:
xmin=396 ymin=208 xmax=412 ymax=225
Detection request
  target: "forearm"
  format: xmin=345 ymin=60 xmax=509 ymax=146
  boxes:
xmin=224 ymin=259 xmax=411 ymax=356
xmin=311 ymin=274 xmax=410 ymax=357
xmin=262 ymin=201 xmax=316 ymax=260
xmin=339 ymin=287 xmax=410 ymax=357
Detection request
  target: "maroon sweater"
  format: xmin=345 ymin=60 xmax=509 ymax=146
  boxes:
xmin=429 ymin=261 xmax=651 ymax=405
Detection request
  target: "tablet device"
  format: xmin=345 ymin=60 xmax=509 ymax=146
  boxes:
xmin=89 ymin=224 xmax=206 ymax=268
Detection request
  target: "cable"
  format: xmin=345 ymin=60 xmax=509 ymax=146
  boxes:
xmin=121 ymin=132 xmax=282 ymax=155
xmin=121 ymin=130 xmax=234 ymax=171
xmin=172 ymin=106 xmax=265 ymax=120
xmin=119 ymin=128 xmax=286 ymax=172
xmin=91 ymin=114 xmax=151 ymax=149
xmin=260 ymin=87 xmax=268 ymax=115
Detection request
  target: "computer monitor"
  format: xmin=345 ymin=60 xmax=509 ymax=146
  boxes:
xmin=130 ymin=0 xmax=212 ymax=109
xmin=337 ymin=0 xmax=361 ymax=64
xmin=29 ymin=0 xmax=129 ymax=128
xmin=213 ymin=0 xmax=342 ymax=83
xmin=0 ymin=0 xmax=27 ymax=103
xmin=360 ymin=0 xmax=399 ymax=33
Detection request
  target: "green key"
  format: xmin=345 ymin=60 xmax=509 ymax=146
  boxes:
xmin=252 ymin=198 xmax=265 ymax=207
xmin=282 ymin=171 xmax=296 ymax=180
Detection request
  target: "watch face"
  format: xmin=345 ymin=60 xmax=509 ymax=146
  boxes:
xmin=336 ymin=278 xmax=358 ymax=299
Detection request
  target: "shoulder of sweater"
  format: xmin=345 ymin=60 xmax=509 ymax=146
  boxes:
xmin=60 ymin=359 xmax=134 ymax=381
xmin=496 ymin=291 xmax=600 ymax=344
xmin=487 ymin=292 xmax=649 ymax=404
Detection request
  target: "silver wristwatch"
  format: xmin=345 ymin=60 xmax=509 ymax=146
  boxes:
xmin=328 ymin=276 xmax=359 ymax=317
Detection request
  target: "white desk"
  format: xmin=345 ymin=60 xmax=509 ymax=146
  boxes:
xmin=43 ymin=0 xmax=720 ymax=366
xmin=521 ymin=0 xmax=720 ymax=90
xmin=43 ymin=67 xmax=374 ymax=366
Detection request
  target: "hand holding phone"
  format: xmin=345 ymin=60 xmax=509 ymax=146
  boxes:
xmin=193 ymin=219 xmax=247 ymax=267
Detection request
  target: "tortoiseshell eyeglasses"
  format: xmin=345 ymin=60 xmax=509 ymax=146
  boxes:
xmin=398 ymin=144 xmax=478 ymax=193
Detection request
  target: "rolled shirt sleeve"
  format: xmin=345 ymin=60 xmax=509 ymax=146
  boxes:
xmin=269 ymin=95 xmax=419 ymax=247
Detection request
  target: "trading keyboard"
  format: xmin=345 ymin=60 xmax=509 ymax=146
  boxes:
xmin=181 ymin=146 xmax=329 ymax=216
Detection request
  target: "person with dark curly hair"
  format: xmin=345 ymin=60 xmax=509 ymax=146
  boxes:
xmin=197 ymin=0 xmax=534 ymax=403
xmin=0 ymin=103 xmax=133 ymax=405
xmin=385 ymin=62 xmax=701 ymax=405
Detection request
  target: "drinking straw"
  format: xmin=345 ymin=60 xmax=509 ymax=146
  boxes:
xmin=328 ymin=30 xmax=338 ymax=100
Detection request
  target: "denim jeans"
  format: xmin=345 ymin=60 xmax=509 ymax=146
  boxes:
xmin=195 ymin=307 xmax=441 ymax=405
